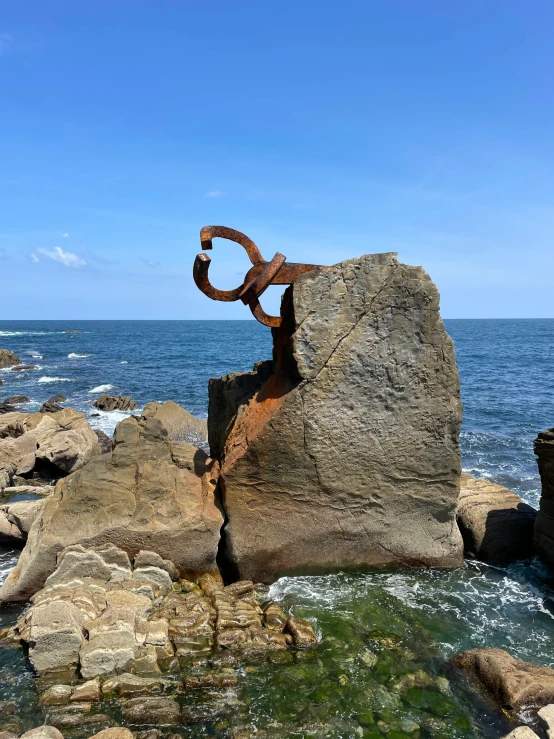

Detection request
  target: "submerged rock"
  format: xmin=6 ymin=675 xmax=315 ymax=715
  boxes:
xmin=0 ymin=417 xmax=222 ymax=603
xmin=3 ymin=395 xmax=30 ymax=404
xmin=93 ymin=395 xmax=138 ymax=412
xmin=457 ymin=473 xmax=537 ymax=564
xmin=213 ymin=252 xmax=464 ymax=582
xmin=452 ymin=648 xmax=554 ymax=714
xmin=534 ymin=428 xmax=554 ymax=569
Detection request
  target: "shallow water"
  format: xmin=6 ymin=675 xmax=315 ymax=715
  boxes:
xmin=0 ymin=319 xmax=554 ymax=737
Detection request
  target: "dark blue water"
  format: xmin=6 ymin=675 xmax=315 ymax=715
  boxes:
xmin=1 ymin=319 xmax=553 ymax=737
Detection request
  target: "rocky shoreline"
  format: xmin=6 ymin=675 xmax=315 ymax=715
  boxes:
xmin=1 ymin=255 xmax=554 ymax=738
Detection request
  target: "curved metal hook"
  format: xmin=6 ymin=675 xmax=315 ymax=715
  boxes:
xmin=200 ymin=226 xmax=264 ymax=266
xmin=193 ymin=253 xmax=245 ymax=302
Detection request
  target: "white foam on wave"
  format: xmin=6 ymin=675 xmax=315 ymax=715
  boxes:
xmin=0 ymin=330 xmax=49 ymax=337
xmin=38 ymin=376 xmax=74 ymax=384
xmin=28 ymin=352 xmax=43 ymax=359
xmin=88 ymin=408 xmax=141 ymax=436
xmin=68 ymin=353 xmax=91 ymax=359
xmin=120 ymin=361 xmax=128 ymax=364
xmin=88 ymin=384 xmax=115 ymax=394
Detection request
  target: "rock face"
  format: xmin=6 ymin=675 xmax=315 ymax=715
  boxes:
xmin=452 ymin=648 xmax=554 ymax=713
xmin=10 ymin=543 xmax=316 ymax=683
xmin=0 ymin=349 xmax=21 ymax=368
xmin=0 ymin=498 xmax=46 ymax=545
xmin=93 ymin=395 xmax=138 ymax=412
xmin=457 ymin=473 xmax=537 ymax=564
xmin=533 ymin=429 xmax=554 ymax=569
xmin=0 ymin=409 xmax=101 ymax=489
xmin=0 ymin=416 xmax=223 ymax=603
xmin=143 ymin=400 xmax=207 ymax=446
xmin=212 ymin=252 xmax=464 ymax=582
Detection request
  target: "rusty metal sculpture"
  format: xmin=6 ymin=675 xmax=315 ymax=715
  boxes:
xmin=193 ymin=226 xmax=322 ymax=327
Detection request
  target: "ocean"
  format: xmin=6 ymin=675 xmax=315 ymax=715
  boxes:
xmin=0 ymin=318 xmax=553 ymax=738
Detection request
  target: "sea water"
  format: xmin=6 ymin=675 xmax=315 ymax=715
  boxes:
xmin=0 ymin=319 xmax=553 ymax=738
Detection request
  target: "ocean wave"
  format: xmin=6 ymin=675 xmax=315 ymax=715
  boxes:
xmin=88 ymin=384 xmax=114 ymax=393
xmin=88 ymin=408 xmax=141 ymax=436
xmin=37 ymin=376 xmax=74 ymax=384
xmin=0 ymin=331 xmax=50 ymax=337
xmin=28 ymin=352 xmax=43 ymax=359
xmin=68 ymin=353 xmax=91 ymax=359
xmin=120 ymin=361 xmax=128 ymax=364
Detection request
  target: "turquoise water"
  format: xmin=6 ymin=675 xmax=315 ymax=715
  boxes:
xmin=0 ymin=319 xmax=553 ymax=737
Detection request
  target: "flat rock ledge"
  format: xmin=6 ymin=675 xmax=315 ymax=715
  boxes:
xmin=2 ymin=543 xmax=317 ymax=735
xmin=452 ymin=648 xmax=554 ymax=719
xmin=457 ymin=473 xmax=537 ymax=564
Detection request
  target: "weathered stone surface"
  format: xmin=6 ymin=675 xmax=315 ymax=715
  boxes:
xmin=70 ymin=679 xmax=101 ymax=702
xmin=285 ymin=616 xmax=317 ymax=647
xmin=142 ymin=400 xmax=207 ymax=445
xmin=39 ymin=685 xmax=73 ymax=706
xmin=28 ymin=600 xmax=85 ymax=674
xmin=0 ymin=409 xmax=101 ymax=489
xmin=3 ymin=395 xmax=30 ymax=404
xmin=0 ymin=349 xmax=20 ymax=369
xmin=452 ymin=648 xmax=554 ymax=712
xmin=89 ymin=729 xmax=134 ymax=739
xmin=80 ymin=630 xmax=136 ymax=678
xmin=20 ymin=727 xmax=64 ymax=739
xmin=457 ymin=473 xmax=537 ymax=564
xmin=538 ymin=704 xmax=554 ymax=739
xmin=40 ymin=402 xmax=63 ymax=414
xmin=122 ymin=696 xmax=180 ymax=726
xmin=102 ymin=673 xmax=170 ymax=698
xmin=0 ymin=416 xmax=222 ymax=603
xmin=94 ymin=429 xmax=112 ymax=454
xmin=93 ymin=394 xmax=138 ymax=412
xmin=534 ymin=429 xmax=554 ymax=569
xmin=500 ymin=729 xmax=540 ymax=739
xmin=208 ymin=360 xmax=273 ymax=460
xmin=134 ymin=550 xmax=179 ymax=581
xmin=0 ymin=498 xmax=46 ymax=544
xmin=214 ymin=253 xmax=464 ymax=582
xmin=262 ymin=601 xmax=287 ymax=631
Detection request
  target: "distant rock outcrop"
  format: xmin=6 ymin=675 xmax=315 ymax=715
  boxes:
xmin=0 ymin=416 xmax=223 ymax=603
xmin=457 ymin=473 xmax=537 ymax=564
xmin=211 ymin=252 xmax=464 ymax=582
xmin=534 ymin=428 xmax=554 ymax=569
xmin=93 ymin=395 xmax=137 ymax=412
xmin=0 ymin=348 xmax=21 ymax=368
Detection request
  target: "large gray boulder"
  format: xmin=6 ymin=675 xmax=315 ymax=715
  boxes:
xmin=457 ymin=473 xmax=537 ymax=564
xmin=213 ymin=252 xmax=464 ymax=582
xmin=0 ymin=416 xmax=222 ymax=603
xmin=534 ymin=428 xmax=554 ymax=568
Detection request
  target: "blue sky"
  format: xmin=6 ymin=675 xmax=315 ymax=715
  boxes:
xmin=1 ymin=0 xmax=553 ymax=319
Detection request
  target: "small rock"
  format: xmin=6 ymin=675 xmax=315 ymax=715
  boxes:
xmin=102 ymin=673 xmax=169 ymax=698
xmin=262 ymin=601 xmax=288 ymax=631
xmin=80 ymin=630 xmax=136 ymax=679
xmin=12 ymin=365 xmax=38 ymax=371
xmin=134 ymin=551 xmax=179 ymax=581
xmin=184 ymin=673 xmax=238 ymax=689
xmin=40 ymin=402 xmax=63 ymax=414
xmin=538 ymin=704 xmax=554 ymax=739
xmin=224 ymin=580 xmax=255 ymax=598
xmin=20 ymin=728 xmax=65 ymax=739
xmin=48 ymin=712 xmax=110 ymax=730
xmin=48 ymin=395 xmax=66 ymax=403
xmin=285 ymin=617 xmax=318 ymax=647
xmin=0 ymin=403 xmax=16 ymax=415
xmin=93 ymin=395 xmax=137 ymax=412
xmin=39 ymin=685 xmax=73 ymax=706
xmin=134 ymin=566 xmax=173 ymax=592
xmin=122 ymin=696 xmax=180 ymax=726
xmin=500 ymin=729 xmax=540 ymax=739
xmin=88 ymin=730 xmax=134 ymax=739
xmin=70 ymin=679 xmax=100 ymax=702
xmin=3 ymin=395 xmax=30 ymax=404
xmin=94 ymin=430 xmax=112 ymax=454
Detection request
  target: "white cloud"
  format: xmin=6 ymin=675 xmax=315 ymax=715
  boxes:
xmin=141 ymin=258 xmax=161 ymax=268
xmin=30 ymin=253 xmax=39 ymax=263
xmin=37 ymin=246 xmax=87 ymax=268
xmin=62 ymin=232 xmax=69 ymax=238
xmin=204 ymin=190 xmax=226 ymax=198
